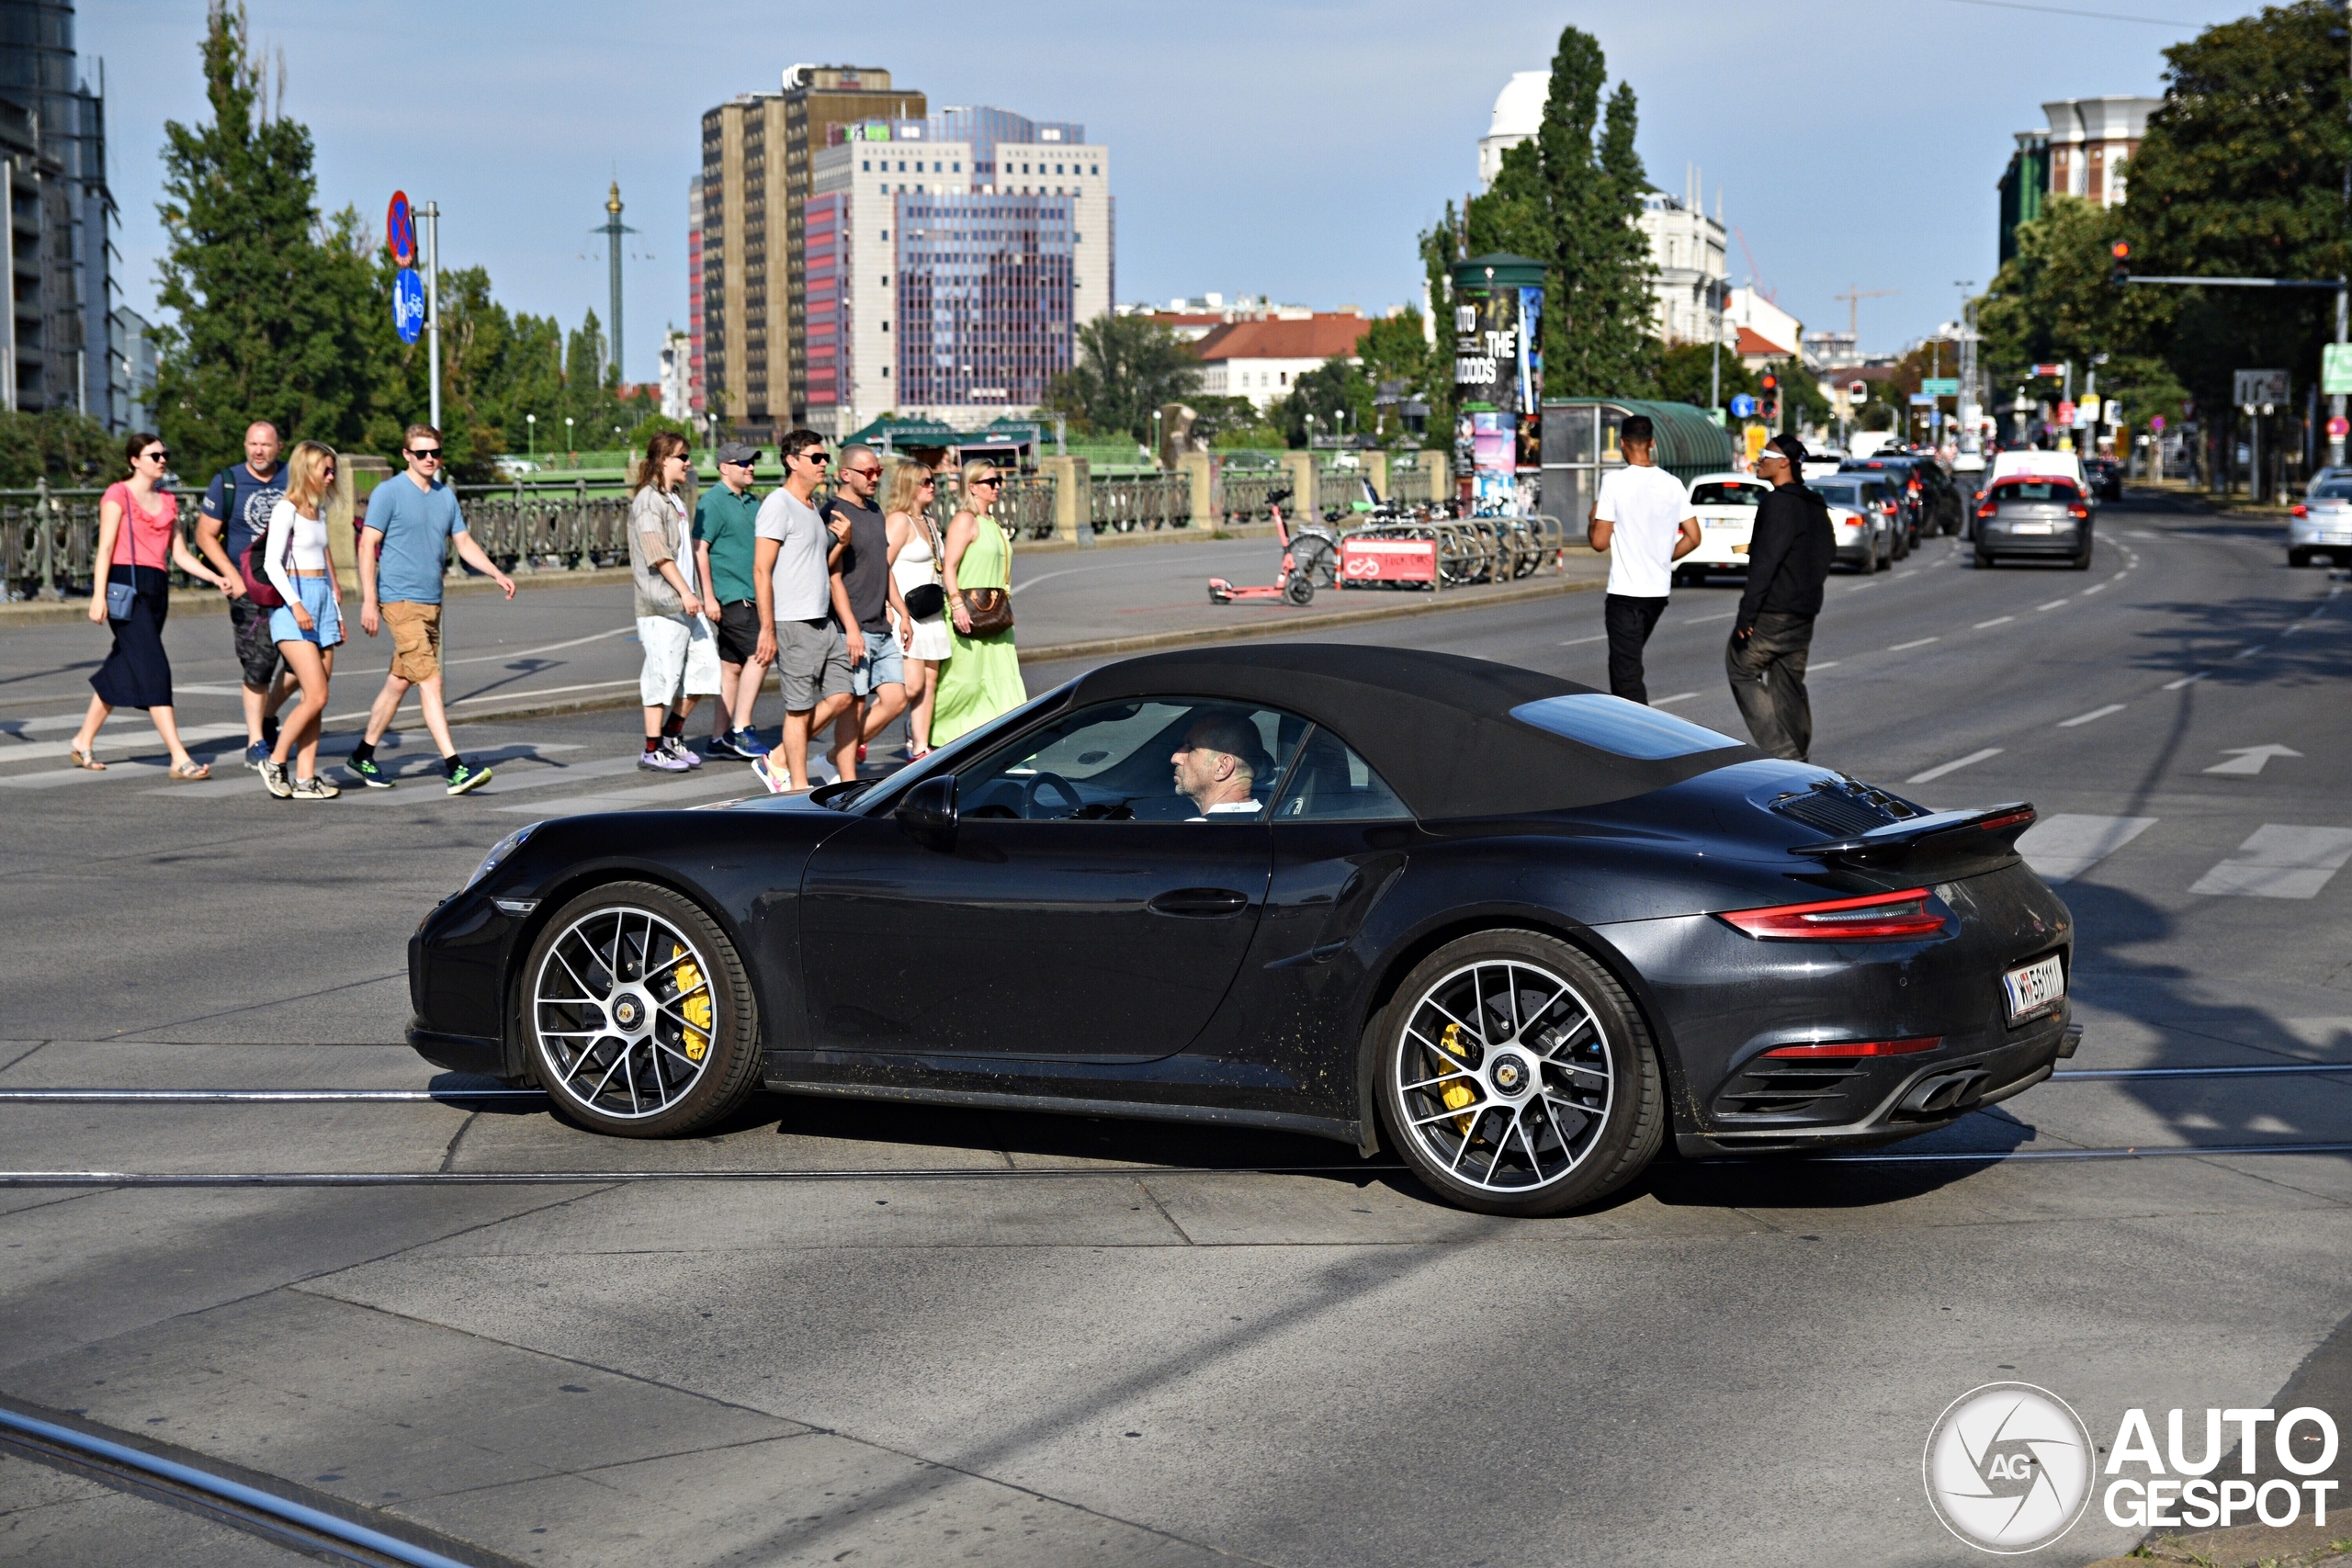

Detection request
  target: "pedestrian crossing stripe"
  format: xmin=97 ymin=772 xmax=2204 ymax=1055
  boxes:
xmin=2017 ymin=815 xmax=2158 ymax=885
xmin=2190 ymin=826 xmax=2352 ymax=900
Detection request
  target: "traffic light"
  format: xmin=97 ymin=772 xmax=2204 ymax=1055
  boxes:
xmin=2109 ymin=241 xmax=2131 ymax=288
xmin=1760 ymin=371 xmax=1780 ymax=422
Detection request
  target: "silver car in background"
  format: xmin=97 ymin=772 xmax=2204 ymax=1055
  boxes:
xmin=2290 ymin=477 xmax=2352 ymax=568
xmin=1973 ymin=476 xmax=2094 ymax=570
xmin=1809 ymin=474 xmax=1901 ymax=572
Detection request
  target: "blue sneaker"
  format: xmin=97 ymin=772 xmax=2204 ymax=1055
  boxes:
xmin=730 ymin=727 xmax=770 ymax=759
xmin=705 ymin=731 xmax=746 ymax=761
xmin=243 ymin=740 xmax=269 ymax=772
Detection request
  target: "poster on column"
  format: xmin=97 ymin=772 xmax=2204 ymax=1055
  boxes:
xmin=1451 ymin=274 xmax=1545 ymax=513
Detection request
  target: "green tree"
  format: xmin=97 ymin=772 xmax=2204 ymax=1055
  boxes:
xmin=1044 ymin=315 xmax=1202 ymax=440
xmin=2120 ymin=0 xmax=2349 ymax=413
xmin=1279 ymin=358 xmax=1374 ymax=448
xmin=1976 ymin=198 xmax=2186 ymax=433
xmin=1444 ymin=28 xmax=1657 ymax=399
xmin=1358 ymin=310 xmax=1439 ymax=442
xmin=152 ymin=3 xmax=383 ymax=479
xmin=0 ymin=409 xmax=119 ymax=488
xmin=1655 ymin=341 xmax=1755 ymax=417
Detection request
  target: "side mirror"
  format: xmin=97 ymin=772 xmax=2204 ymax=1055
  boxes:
xmin=896 ymin=773 xmax=957 ymax=850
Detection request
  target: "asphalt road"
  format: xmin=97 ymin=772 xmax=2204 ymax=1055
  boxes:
xmin=2 ymin=489 xmax=2347 ymax=1568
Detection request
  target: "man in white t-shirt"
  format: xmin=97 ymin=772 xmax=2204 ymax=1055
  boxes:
xmin=752 ymin=429 xmax=857 ymax=791
xmin=1589 ymin=414 xmax=1701 ymax=705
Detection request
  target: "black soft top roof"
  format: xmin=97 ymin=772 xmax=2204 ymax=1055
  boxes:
xmin=1068 ymin=644 xmax=1758 ymax=819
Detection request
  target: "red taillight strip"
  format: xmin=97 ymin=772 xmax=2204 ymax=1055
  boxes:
xmin=1762 ymin=1036 xmax=1943 ymax=1059
xmin=1716 ymin=886 xmax=1947 ymax=940
xmin=1977 ymin=808 xmax=2034 ymax=832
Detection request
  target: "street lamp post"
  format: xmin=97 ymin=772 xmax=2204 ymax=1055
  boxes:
xmin=565 ymin=416 xmax=575 ymax=464
xmin=526 ymin=413 xmax=536 ymax=461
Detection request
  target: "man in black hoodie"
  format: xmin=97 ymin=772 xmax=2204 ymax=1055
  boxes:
xmin=1727 ymin=434 xmax=1835 ymax=760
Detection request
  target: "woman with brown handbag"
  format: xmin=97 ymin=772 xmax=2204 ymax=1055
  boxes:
xmin=930 ymin=461 xmax=1026 ymax=745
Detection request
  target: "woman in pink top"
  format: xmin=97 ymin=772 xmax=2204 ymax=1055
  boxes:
xmin=66 ymin=431 xmax=237 ymax=778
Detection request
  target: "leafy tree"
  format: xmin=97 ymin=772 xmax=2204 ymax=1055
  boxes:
xmin=1418 ymin=207 xmax=1466 ymax=435
xmin=1359 ymin=310 xmax=1439 ymax=442
xmin=1443 ymin=28 xmax=1657 ymax=400
xmin=0 ymin=409 xmax=117 ymax=487
xmin=1279 ymin=358 xmax=1374 ymax=448
xmin=2120 ymin=0 xmax=2349 ymax=414
xmin=1655 ymin=341 xmax=1755 ymax=417
xmin=1045 ymin=315 xmax=1202 ymax=440
xmin=153 ymin=3 xmax=384 ymax=479
xmin=1977 ymin=198 xmax=2187 ymax=433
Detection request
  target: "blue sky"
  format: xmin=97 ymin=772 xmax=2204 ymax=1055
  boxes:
xmin=85 ymin=0 xmax=2245 ymax=381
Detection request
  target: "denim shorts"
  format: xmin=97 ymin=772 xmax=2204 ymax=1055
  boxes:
xmin=849 ymin=630 xmax=904 ymax=696
xmin=268 ymin=576 xmax=344 ymax=649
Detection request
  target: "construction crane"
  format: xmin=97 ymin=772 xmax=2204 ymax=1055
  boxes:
xmin=1834 ymin=283 xmax=1898 ymax=342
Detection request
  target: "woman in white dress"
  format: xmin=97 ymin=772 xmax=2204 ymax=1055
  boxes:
xmin=884 ymin=460 xmax=953 ymax=759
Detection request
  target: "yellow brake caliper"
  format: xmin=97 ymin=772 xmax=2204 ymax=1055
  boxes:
xmin=1432 ymin=1021 xmax=1478 ymax=1135
xmin=671 ymin=945 xmax=711 ymax=1062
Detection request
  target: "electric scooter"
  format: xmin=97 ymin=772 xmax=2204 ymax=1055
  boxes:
xmin=1207 ymin=489 xmax=1323 ymax=606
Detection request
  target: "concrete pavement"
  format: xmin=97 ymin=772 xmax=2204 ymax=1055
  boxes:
xmin=2 ymin=491 xmax=2349 ymax=1567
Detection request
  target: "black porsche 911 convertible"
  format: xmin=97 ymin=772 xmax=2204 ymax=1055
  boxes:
xmin=408 ymin=645 xmax=2076 ymax=1216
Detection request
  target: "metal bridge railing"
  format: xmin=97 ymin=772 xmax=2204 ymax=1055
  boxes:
xmin=1091 ymin=472 xmax=1191 ymax=534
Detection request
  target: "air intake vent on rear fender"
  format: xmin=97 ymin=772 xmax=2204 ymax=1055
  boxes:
xmin=1770 ymin=777 xmax=1927 ymax=838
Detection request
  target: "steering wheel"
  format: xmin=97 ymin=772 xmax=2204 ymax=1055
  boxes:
xmin=1022 ymin=771 xmax=1086 ymax=819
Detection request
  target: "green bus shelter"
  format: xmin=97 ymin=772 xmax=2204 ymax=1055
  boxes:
xmin=1540 ymin=398 xmax=1736 ymax=525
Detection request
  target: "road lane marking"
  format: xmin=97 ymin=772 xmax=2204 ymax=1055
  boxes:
xmin=1906 ymin=747 xmax=2003 ymax=784
xmin=1558 ymin=632 xmax=1609 ymax=647
xmin=1810 ymin=660 xmax=1840 ymax=671
xmin=1974 ymin=615 xmax=2015 ymax=628
xmin=2080 ymin=584 xmax=2107 ymax=595
xmin=1895 ymin=570 xmax=1918 ymax=579
xmin=0 ymin=722 xmax=248 ymax=769
xmin=1687 ymin=611 xmax=1736 ymax=624
xmin=2017 ymin=815 xmax=2158 ymax=884
xmin=2163 ymin=671 xmax=2209 ymax=690
xmin=2205 ymin=744 xmax=2301 ymax=775
xmin=2038 ymin=599 xmax=2069 ymax=612
xmin=2059 ymin=704 xmax=2126 ymax=727
xmin=443 ymin=625 xmax=637 ymax=668
xmin=2233 ymin=644 xmax=2267 ymax=660
xmin=1651 ymin=692 xmax=1699 ymax=706
xmin=1889 ymin=637 xmax=1939 ymax=650
xmin=496 ymin=768 xmax=769 ymax=816
xmin=2189 ymin=826 xmax=2352 ymax=899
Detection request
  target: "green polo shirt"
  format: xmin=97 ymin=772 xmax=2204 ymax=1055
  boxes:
xmin=693 ymin=483 xmax=762 ymax=606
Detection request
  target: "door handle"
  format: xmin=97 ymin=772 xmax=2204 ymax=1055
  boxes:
xmin=1148 ymin=887 xmax=1251 ymax=918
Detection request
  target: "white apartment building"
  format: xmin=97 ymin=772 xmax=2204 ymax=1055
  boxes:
xmin=2042 ymin=96 xmax=2160 ymax=208
xmin=1725 ymin=288 xmax=1803 ymax=365
xmin=1191 ymin=313 xmax=1372 ymax=412
xmin=658 ymin=328 xmax=693 ymax=422
xmin=1635 ymin=171 xmax=1727 ymax=344
xmin=808 ymin=107 xmax=1112 ymax=437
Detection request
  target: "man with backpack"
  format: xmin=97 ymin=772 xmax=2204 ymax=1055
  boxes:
xmin=191 ymin=421 xmax=296 ymax=770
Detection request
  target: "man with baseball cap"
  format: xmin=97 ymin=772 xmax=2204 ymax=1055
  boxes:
xmin=695 ymin=441 xmax=771 ymax=759
xmin=1726 ymin=434 xmax=1835 ymax=761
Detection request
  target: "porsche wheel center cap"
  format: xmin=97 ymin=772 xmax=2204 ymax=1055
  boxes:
xmin=1490 ymin=1054 xmax=1531 ymax=1095
xmin=611 ymin=995 xmax=644 ymax=1032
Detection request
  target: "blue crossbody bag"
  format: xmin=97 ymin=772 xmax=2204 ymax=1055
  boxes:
xmin=105 ymin=578 xmax=135 ymax=621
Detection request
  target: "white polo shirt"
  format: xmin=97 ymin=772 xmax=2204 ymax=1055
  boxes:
xmin=1594 ymin=464 xmax=1692 ymax=599
xmin=755 ymin=488 xmax=831 ymax=622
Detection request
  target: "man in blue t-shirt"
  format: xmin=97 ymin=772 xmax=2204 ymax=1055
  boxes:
xmin=191 ymin=421 xmax=295 ymax=770
xmin=347 ymin=423 xmax=515 ymax=795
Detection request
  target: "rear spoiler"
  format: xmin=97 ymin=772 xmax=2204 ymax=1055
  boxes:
xmin=1790 ymin=802 xmax=2037 ymax=864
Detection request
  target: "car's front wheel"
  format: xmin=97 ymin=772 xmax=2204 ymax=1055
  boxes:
xmin=520 ymin=881 xmax=762 ymax=1137
xmin=1375 ymin=931 xmax=1663 ymax=1216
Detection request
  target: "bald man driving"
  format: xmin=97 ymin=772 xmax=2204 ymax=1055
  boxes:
xmin=1172 ymin=713 xmax=1272 ymax=818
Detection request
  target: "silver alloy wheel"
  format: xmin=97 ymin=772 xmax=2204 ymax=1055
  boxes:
xmin=1393 ymin=958 xmax=1613 ymax=1194
xmin=532 ymin=905 xmax=718 ymax=1120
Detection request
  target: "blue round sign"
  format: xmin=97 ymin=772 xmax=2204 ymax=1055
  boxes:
xmin=392 ymin=267 xmax=425 ymax=344
xmin=1729 ymin=392 xmax=1758 ymax=419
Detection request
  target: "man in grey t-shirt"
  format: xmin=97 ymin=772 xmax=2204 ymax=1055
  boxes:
xmin=752 ymin=429 xmax=856 ymax=791
xmin=821 ymin=446 xmax=910 ymax=773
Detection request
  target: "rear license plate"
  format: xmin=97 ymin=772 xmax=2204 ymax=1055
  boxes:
xmin=2002 ymin=953 xmax=2065 ymax=1021
xmin=2011 ymin=521 xmax=2054 ymax=535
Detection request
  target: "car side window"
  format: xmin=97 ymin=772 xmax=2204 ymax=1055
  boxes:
xmin=956 ymin=698 xmax=1306 ymax=822
xmin=1271 ymin=729 xmax=1412 ymax=822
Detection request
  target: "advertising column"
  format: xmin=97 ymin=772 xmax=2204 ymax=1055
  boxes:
xmin=1450 ymin=254 xmax=1546 ymax=514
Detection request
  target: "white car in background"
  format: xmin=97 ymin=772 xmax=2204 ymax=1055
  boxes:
xmin=1675 ymin=471 xmax=1771 ymax=585
xmin=2290 ymin=475 xmax=2352 ymax=568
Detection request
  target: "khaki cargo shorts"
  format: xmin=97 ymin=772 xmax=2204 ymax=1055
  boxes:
xmin=383 ymin=601 xmax=445 ymax=682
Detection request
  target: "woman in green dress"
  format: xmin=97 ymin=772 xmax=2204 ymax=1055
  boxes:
xmin=931 ymin=461 xmax=1028 ymax=744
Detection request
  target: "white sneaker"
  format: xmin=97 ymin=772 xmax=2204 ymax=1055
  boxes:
xmin=662 ymin=736 xmax=703 ymax=769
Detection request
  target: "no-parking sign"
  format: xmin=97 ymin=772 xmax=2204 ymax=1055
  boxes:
xmin=386 ymin=190 xmax=416 ymax=268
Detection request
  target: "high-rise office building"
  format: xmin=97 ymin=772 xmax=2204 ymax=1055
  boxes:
xmin=684 ymin=175 xmax=705 ymax=422
xmin=698 ymin=65 xmax=926 ymax=436
xmin=805 ymin=106 xmax=1112 ymax=436
xmin=1 ymin=0 xmax=112 ymax=420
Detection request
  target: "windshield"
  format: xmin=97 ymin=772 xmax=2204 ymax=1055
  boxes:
xmin=1690 ymin=481 xmax=1764 ymax=507
xmin=1510 ymin=694 xmax=1744 ymax=760
xmin=2312 ymin=480 xmax=2352 ymax=501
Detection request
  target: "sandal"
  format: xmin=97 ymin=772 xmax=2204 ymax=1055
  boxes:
xmin=67 ymin=747 xmax=105 ymax=771
xmin=168 ymin=760 xmax=211 ymax=781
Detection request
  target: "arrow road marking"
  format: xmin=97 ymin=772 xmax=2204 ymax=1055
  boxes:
xmin=2205 ymin=744 xmax=2302 ymax=776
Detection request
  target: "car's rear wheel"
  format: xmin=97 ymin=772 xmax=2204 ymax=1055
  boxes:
xmin=1376 ymin=931 xmax=1663 ymax=1216
xmin=2290 ymin=547 xmax=2312 ymax=569
xmin=521 ymin=881 xmax=761 ymax=1137
xmin=2070 ymin=545 xmax=2093 ymax=570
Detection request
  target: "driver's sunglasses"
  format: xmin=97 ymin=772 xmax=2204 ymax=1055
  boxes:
xmin=409 ymin=447 xmax=442 ymax=461
xmin=139 ymin=448 xmax=168 ymax=462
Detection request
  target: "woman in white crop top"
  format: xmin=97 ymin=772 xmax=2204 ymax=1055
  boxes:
xmin=882 ymin=460 xmax=952 ymax=758
xmin=258 ymin=441 xmax=345 ymax=799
